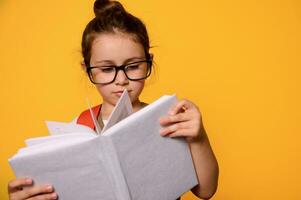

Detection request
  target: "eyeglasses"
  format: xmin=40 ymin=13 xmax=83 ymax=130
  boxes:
xmin=86 ymin=60 xmax=152 ymax=84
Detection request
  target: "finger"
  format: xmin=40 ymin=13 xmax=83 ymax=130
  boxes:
xmin=159 ymin=112 xmax=190 ymax=126
xmin=8 ymin=178 xmax=33 ymax=193
xmin=160 ymin=121 xmax=191 ymax=136
xmin=27 ymin=192 xmax=58 ymax=200
xmin=18 ymin=184 xmax=54 ymax=199
xmin=168 ymin=99 xmax=192 ymax=115
xmin=167 ymin=128 xmax=193 ymax=138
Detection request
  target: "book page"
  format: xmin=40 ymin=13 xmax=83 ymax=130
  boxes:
xmin=25 ymin=133 xmax=95 ymax=147
xmin=45 ymin=90 xmax=132 ymax=136
xmin=86 ymin=98 xmax=102 ymax=134
xmin=9 ymin=137 xmax=118 ymax=200
xmin=45 ymin=121 xmax=96 ymax=135
xmin=15 ymin=134 xmax=95 ymax=157
xmin=103 ymin=94 xmax=198 ymax=200
xmin=101 ymin=89 xmax=133 ymax=134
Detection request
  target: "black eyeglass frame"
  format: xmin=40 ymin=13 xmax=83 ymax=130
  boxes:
xmin=86 ymin=60 xmax=153 ymax=84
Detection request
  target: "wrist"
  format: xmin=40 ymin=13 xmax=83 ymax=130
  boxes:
xmin=187 ymin=126 xmax=207 ymax=144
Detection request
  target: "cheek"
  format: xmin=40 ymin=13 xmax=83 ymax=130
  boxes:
xmin=95 ymin=85 xmax=111 ymax=98
xmin=130 ymin=81 xmax=145 ymax=96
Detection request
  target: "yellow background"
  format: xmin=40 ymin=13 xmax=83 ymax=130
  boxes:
xmin=0 ymin=0 xmax=300 ymax=199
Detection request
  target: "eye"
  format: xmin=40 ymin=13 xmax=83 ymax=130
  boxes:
xmin=126 ymin=65 xmax=139 ymax=71
xmin=100 ymin=67 xmax=115 ymax=73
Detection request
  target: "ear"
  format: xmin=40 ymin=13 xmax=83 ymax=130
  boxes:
xmin=80 ymin=60 xmax=86 ymax=71
xmin=149 ymin=53 xmax=154 ymax=60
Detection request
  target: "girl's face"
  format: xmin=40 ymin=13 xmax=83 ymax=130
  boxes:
xmin=89 ymin=32 xmax=147 ymax=106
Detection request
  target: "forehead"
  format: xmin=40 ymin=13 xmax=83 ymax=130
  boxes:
xmin=90 ymin=32 xmax=145 ymax=64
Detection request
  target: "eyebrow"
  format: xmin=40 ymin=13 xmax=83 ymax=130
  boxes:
xmin=94 ymin=57 xmax=146 ymax=65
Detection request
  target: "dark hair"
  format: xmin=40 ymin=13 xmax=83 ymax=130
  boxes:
xmin=81 ymin=0 xmax=151 ymax=67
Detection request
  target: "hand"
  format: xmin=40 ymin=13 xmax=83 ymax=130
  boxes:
xmin=159 ymin=99 xmax=205 ymax=143
xmin=8 ymin=178 xmax=57 ymax=200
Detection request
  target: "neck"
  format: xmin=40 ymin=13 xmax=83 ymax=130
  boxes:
xmin=101 ymin=98 xmax=144 ymax=120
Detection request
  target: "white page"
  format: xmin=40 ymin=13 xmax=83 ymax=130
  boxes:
xmin=15 ymin=134 xmax=95 ymax=157
xmin=45 ymin=121 xmax=96 ymax=135
xmin=25 ymin=132 xmax=95 ymax=146
xmin=103 ymin=94 xmax=198 ymax=200
xmin=86 ymin=98 xmax=102 ymax=134
xmin=101 ymin=89 xmax=133 ymax=134
xmin=9 ymin=137 xmax=117 ymax=200
xmin=45 ymin=90 xmax=132 ymax=136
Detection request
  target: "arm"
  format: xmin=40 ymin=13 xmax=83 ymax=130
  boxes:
xmin=159 ymin=99 xmax=219 ymax=199
xmin=189 ymin=129 xmax=219 ymax=199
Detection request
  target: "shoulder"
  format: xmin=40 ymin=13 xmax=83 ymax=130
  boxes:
xmin=71 ymin=104 xmax=102 ymax=125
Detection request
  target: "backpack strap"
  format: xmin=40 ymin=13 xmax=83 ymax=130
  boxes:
xmin=76 ymin=104 xmax=102 ymax=130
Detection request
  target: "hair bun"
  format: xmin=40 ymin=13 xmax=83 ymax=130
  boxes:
xmin=94 ymin=0 xmax=126 ymax=18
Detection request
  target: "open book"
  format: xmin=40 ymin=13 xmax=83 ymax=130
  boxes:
xmin=9 ymin=90 xmax=198 ymax=200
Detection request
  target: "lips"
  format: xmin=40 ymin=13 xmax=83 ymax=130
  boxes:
xmin=113 ymin=90 xmax=132 ymax=94
xmin=114 ymin=91 xmax=125 ymax=93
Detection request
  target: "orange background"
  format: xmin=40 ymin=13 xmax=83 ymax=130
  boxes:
xmin=0 ymin=0 xmax=300 ymax=199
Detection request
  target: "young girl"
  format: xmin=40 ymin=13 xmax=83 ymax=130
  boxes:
xmin=7 ymin=0 xmax=219 ymax=199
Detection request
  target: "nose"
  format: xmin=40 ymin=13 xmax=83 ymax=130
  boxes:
xmin=115 ymin=69 xmax=129 ymax=85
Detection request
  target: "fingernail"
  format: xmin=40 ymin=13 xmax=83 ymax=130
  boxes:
xmin=160 ymin=129 xmax=167 ymax=136
xmin=46 ymin=185 xmax=53 ymax=192
xmin=26 ymin=178 xmax=32 ymax=184
xmin=51 ymin=193 xmax=57 ymax=199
